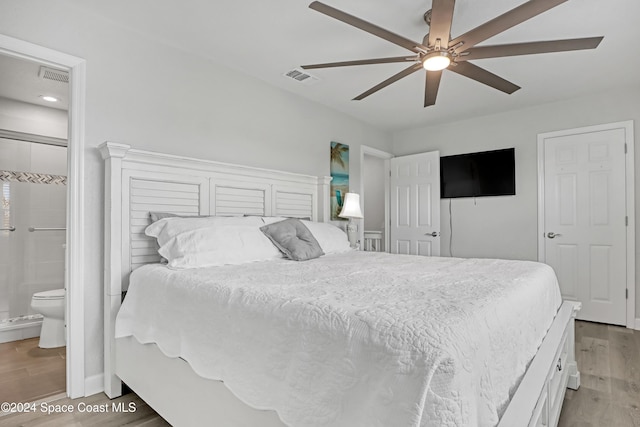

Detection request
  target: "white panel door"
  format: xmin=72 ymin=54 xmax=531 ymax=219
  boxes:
xmin=390 ymin=151 xmax=440 ymax=256
xmin=543 ymin=129 xmax=627 ymax=325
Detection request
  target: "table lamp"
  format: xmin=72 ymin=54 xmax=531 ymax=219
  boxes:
xmin=338 ymin=192 xmax=363 ymax=248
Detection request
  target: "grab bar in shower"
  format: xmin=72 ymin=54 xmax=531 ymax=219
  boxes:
xmin=28 ymin=227 xmax=66 ymax=232
xmin=0 ymin=226 xmax=15 ymax=232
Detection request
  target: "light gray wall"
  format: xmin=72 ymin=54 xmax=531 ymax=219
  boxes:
xmin=392 ymin=86 xmax=640 ymax=317
xmin=0 ymin=1 xmax=391 ymax=384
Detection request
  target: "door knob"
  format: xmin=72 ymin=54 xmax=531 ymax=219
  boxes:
xmin=547 ymin=232 xmax=562 ymax=239
xmin=425 ymin=231 xmax=439 ymax=237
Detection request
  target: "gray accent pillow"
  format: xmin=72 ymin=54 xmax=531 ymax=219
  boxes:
xmin=150 ymin=212 xmax=179 ymax=223
xmin=260 ymin=218 xmax=324 ymax=261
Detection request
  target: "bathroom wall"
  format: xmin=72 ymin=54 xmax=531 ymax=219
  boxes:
xmin=0 ymin=97 xmax=68 ymax=140
xmin=24 ymin=143 xmax=67 ymax=309
xmin=0 ymin=138 xmax=67 ymax=321
xmin=0 ymin=95 xmax=68 ymax=324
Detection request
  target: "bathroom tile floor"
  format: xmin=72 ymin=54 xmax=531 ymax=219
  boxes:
xmin=0 ymin=337 xmax=65 ymax=403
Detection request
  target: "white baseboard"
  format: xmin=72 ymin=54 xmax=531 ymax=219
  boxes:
xmin=635 ymin=318 xmax=640 ymax=331
xmin=85 ymin=373 xmax=104 ymax=397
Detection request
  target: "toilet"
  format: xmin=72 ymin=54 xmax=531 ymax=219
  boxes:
xmin=30 ymin=289 xmax=65 ymax=348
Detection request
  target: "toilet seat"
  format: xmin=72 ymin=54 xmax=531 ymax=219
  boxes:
xmin=32 ymin=289 xmax=65 ymax=300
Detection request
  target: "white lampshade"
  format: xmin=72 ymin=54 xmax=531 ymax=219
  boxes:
xmin=338 ymin=193 xmax=363 ymax=219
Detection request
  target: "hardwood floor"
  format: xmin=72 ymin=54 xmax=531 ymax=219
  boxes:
xmin=1 ymin=321 xmax=639 ymax=426
xmin=558 ymin=320 xmax=640 ymax=427
xmin=0 ymin=337 xmax=65 ymax=403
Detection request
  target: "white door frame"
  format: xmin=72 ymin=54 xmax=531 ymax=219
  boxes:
xmin=360 ymin=145 xmax=393 ymax=252
xmin=0 ymin=34 xmax=86 ymax=397
xmin=537 ymin=121 xmax=635 ymax=329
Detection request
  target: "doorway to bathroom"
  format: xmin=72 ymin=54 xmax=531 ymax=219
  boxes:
xmin=360 ymin=145 xmax=393 ymax=252
xmin=0 ymin=54 xmax=69 ymax=402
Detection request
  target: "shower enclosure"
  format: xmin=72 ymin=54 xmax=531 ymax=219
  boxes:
xmin=0 ymin=137 xmax=67 ymax=343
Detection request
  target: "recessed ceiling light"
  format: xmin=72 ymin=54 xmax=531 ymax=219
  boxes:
xmin=40 ymin=95 xmax=58 ymax=102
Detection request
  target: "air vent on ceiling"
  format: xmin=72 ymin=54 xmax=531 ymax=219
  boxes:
xmin=38 ymin=66 xmax=69 ymax=84
xmin=283 ymin=68 xmax=319 ymax=85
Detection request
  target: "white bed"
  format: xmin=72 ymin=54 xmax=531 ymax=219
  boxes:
xmin=100 ymin=142 xmax=580 ymax=427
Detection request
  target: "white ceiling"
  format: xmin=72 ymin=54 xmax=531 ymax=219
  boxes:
xmin=4 ymin=0 xmax=640 ymax=131
xmin=0 ymin=54 xmax=69 ymax=111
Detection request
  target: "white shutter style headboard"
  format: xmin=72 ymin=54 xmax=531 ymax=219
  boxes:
xmin=99 ymin=141 xmax=331 ymax=397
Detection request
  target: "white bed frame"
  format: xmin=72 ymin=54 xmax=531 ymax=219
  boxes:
xmin=100 ymin=142 xmax=581 ymax=427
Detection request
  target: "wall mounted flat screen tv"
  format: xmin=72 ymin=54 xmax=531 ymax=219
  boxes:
xmin=440 ymin=148 xmax=515 ymax=198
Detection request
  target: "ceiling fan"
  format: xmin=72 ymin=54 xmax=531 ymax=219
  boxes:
xmin=301 ymin=0 xmax=603 ymax=107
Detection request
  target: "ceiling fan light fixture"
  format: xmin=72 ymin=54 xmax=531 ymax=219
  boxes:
xmin=422 ymin=51 xmax=451 ymax=71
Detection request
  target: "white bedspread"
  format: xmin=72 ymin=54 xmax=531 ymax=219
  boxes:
xmin=116 ymin=252 xmax=562 ymax=427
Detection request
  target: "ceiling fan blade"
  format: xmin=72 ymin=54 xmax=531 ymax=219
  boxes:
xmin=449 ymin=0 xmax=568 ymax=54
xmin=302 ymin=56 xmax=417 ymax=69
xmin=428 ymin=0 xmax=456 ymax=48
xmin=459 ymin=37 xmax=603 ymax=61
xmin=424 ymin=70 xmax=443 ymax=107
xmin=309 ymin=2 xmax=426 ymax=53
xmin=448 ymin=61 xmax=520 ymax=94
xmin=353 ymin=63 xmax=423 ymax=101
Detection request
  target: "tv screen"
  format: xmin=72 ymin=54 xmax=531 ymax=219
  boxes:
xmin=440 ymin=148 xmax=515 ymax=198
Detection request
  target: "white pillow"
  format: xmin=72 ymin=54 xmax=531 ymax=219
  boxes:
xmin=300 ymin=220 xmax=352 ymax=254
xmin=145 ymin=216 xmax=282 ymax=269
xmin=146 ymin=216 xmax=263 ymax=247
